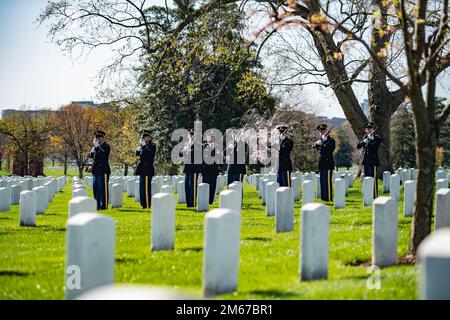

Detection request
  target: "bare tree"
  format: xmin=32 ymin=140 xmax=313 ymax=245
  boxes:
xmin=0 ymin=111 xmax=56 ymax=176
xmin=53 ymin=104 xmax=97 ymax=178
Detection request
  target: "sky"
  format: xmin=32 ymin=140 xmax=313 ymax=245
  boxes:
xmin=0 ymin=0 xmax=448 ymax=119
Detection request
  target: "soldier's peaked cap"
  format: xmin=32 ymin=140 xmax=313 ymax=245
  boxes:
xmin=317 ymin=124 xmax=327 ymax=131
xmin=94 ymin=130 xmax=106 ymax=137
xmin=141 ymin=129 xmax=152 ymax=136
xmin=364 ymin=122 xmax=375 ymax=129
xmin=277 ymin=124 xmax=288 ymax=132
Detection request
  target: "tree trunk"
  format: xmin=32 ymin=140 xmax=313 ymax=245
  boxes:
xmin=369 ymin=103 xmax=394 ymax=177
xmin=63 ymin=158 xmax=68 ymax=175
xmin=78 ymin=164 xmax=84 ymax=179
xmin=7 ymin=155 xmax=11 ymax=172
xmin=408 ymin=103 xmax=437 ymax=257
xmin=24 ymin=151 xmax=29 ymax=176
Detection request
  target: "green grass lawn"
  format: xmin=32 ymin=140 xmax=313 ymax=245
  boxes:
xmin=0 ymin=171 xmax=417 ymax=300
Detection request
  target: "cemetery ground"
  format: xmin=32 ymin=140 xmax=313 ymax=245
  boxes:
xmin=0 ymin=172 xmax=417 ymax=300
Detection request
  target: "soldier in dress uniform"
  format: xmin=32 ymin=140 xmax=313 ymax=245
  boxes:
xmin=226 ymin=129 xmax=247 ymax=185
xmin=275 ymin=125 xmax=293 ymax=187
xmin=88 ymin=130 xmax=111 ymax=210
xmin=179 ymin=129 xmax=202 ymax=207
xmin=357 ymin=122 xmax=382 ymax=198
xmin=201 ymin=134 xmax=221 ymax=204
xmin=135 ymin=129 xmax=156 ymax=209
xmin=313 ymin=124 xmax=335 ymax=202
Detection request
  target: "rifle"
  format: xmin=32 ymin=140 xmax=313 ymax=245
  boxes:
xmin=312 ymin=126 xmax=334 ymax=148
xmin=354 ymin=127 xmax=378 ymax=183
xmin=324 ymin=126 xmax=334 ymax=138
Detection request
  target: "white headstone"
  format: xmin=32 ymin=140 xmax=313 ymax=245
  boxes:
xmin=291 ymin=177 xmax=300 ymax=201
xmin=260 ymin=179 xmax=269 ymax=204
xmin=404 ymin=180 xmax=416 ymax=217
xmin=219 ymin=190 xmax=241 ymax=215
xmin=382 ymin=171 xmax=391 ymax=193
xmin=160 ymin=185 xmax=172 ymax=194
xmin=69 ymin=196 xmax=97 ymax=218
xmin=0 ymin=187 xmax=11 ymax=212
xmin=436 ymin=170 xmax=447 ymax=180
xmin=300 ymin=203 xmax=330 ymax=281
xmin=254 ymin=174 xmax=260 ymax=191
xmin=417 ymin=228 xmax=450 ymax=300
xmin=334 ymin=178 xmax=345 ymax=209
xmin=203 ymin=208 xmax=240 ymax=296
xmin=72 ymin=188 xmax=88 ymax=198
xmin=177 ymin=180 xmax=186 ymax=204
xmin=265 ymin=181 xmax=279 ymax=217
xmin=65 ymin=213 xmax=115 ymax=300
xmin=363 ymin=177 xmax=374 ymax=206
xmin=228 ymin=182 xmax=242 ymax=207
xmin=197 ymin=183 xmax=209 ymax=212
xmin=110 ymin=183 xmax=123 ymax=208
xmin=76 ymin=284 xmax=195 ymax=300
xmin=411 ymin=168 xmax=417 ymax=180
xmin=437 ymin=178 xmax=448 ymax=192
xmin=40 ymin=185 xmax=50 ymax=209
xmin=150 ymin=180 xmax=157 ymax=197
xmin=275 ymin=187 xmax=294 ymax=232
xmin=127 ymin=178 xmax=135 ymax=197
xmin=32 ymin=186 xmax=47 ymax=215
xmin=151 ymin=193 xmax=176 ymax=251
xmin=302 ymin=180 xmax=314 ymax=205
xmin=19 ymin=190 xmax=37 ymax=226
xmin=316 ymin=175 xmax=321 ymax=199
xmin=10 ymin=184 xmax=21 ymax=205
xmin=389 ymin=174 xmax=400 ymax=201
xmin=134 ymin=179 xmax=140 ymax=203
xmin=372 ymin=196 xmax=398 ymax=267
xmin=435 ymin=189 xmax=450 ymax=230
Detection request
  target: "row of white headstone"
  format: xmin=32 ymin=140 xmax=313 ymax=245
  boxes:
xmin=81 ymin=174 xmax=234 ymax=210
xmin=249 ymin=171 xmax=356 ymax=212
xmin=66 ymin=169 xmax=450 ymax=299
xmin=0 ymin=175 xmax=66 ymax=226
xmin=250 ymin=170 xmax=450 ymax=299
xmin=65 ymin=180 xmax=331 ymax=299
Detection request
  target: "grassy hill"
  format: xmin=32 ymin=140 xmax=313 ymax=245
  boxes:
xmin=0 ymin=172 xmax=416 ymax=299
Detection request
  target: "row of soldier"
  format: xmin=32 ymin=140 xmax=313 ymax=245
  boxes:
xmin=86 ymin=121 xmax=380 ymax=211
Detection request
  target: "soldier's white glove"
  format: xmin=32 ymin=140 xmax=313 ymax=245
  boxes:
xmin=90 ymin=147 xmax=96 ymax=153
xmin=140 ymin=138 xmax=145 ymax=146
xmin=136 ymin=146 xmax=142 ymax=153
xmin=322 ymin=135 xmax=328 ymax=141
xmin=368 ymin=134 xmax=374 ymax=141
xmin=316 ymin=140 xmax=323 ymax=146
xmin=363 ymin=138 xmax=369 ymax=144
xmin=93 ymin=138 xmax=99 ymax=147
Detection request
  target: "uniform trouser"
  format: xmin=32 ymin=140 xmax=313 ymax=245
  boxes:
xmin=185 ymin=173 xmax=199 ymax=207
xmin=93 ymin=173 xmax=109 ymax=210
xmin=202 ymin=173 xmax=218 ymax=204
xmin=320 ymin=169 xmax=333 ymax=202
xmin=227 ymin=173 xmax=243 ymax=186
xmin=364 ymin=165 xmax=379 ymax=198
xmin=277 ymin=170 xmax=291 ymax=187
xmin=139 ymin=175 xmax=153 ymax=209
